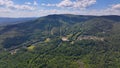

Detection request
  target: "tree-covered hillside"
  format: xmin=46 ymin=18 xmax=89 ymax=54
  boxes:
xmin=0 ymin=14 xmax=120 ymax=68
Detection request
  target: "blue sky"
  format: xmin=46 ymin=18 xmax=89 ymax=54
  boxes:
xmin=0 ymin=0 xmax=120 ymax=17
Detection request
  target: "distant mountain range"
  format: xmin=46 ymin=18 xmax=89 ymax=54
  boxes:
xmin=0 ymin=17 xmax=37 ymax=26
xmin=0 ymin=14 xmax=120 ymax=48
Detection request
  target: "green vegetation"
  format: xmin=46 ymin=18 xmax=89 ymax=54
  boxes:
xmin=0 ymin=14 xmax=120 ymax=68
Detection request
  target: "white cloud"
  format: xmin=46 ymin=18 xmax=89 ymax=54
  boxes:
xmin=0 ymin=7 xmax=12 ymax=13
xmin=25 ymin=2 xmax=32 ymax=5
xmin=57 ymin=0 xmax=73 ymax=7
xmin=73 ymin=0 xmax=96 ymax=9
xmin=0 ymin=0 xmax=120 ymax=17
xmin=0 ymin=0 xmax=14 ymax=7
xmin=40 ymin=2 xmax=120 ymax=16
xmin=0 ymin=0 xmax=36 ymax=10
xmin=0 ymin=9 xmax=38 ymax=17
xmin=42 ymin=0 xmax=96 ymax=9
xmin=41 ymin=3 xmax=56 ymax=7
xmin=112 ymin=4 xmax=120 ymax=10
xmin=0 ymin=7 xmax=120 ymax=18
xmin=13 ymin=5 xmax=35 ymax=10
xmin=33 ymin=1 xmax=38 ymax=6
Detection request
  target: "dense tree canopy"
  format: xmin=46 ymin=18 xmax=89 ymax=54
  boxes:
xmin=0 ymin=14 xmax=120 ymax=68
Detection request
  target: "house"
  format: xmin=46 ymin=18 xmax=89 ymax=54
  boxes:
xmin=62 ymin=37 xmax=69 ymax=41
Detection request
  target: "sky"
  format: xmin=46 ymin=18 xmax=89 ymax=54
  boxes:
xmin=0 ymin=0 xmax=120 ymax=17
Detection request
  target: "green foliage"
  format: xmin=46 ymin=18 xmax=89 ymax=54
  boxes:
xmin=0 ymin=15 xmax=120 ymax=68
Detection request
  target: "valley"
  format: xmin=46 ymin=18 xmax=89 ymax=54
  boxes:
xmin=0 ymin=14 xmax=120 ymax=68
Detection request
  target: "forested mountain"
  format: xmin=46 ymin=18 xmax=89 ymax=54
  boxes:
xmin=0 ymin=14 xmax=120 ymax=68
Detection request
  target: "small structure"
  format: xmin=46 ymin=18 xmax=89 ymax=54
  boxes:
xmin=10 ymin=49 xmax=19 ymax=55
xmin=77 ymin=36 xmax=104 ymax=41
xmin=62 ymin=37 xmax=69 ymax=41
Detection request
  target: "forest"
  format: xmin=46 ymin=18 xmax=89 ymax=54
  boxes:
xmin=0 ymin=14 xmax=120 ymax=68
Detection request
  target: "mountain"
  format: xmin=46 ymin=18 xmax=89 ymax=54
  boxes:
xmin=0 ymin=14 xmax=120 ymax=68
xmin=0 ymin=17 xmax=37 ymax=26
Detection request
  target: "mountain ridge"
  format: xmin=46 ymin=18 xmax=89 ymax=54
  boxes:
xmin=0 ymin=14 xmax=120 ymax=68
